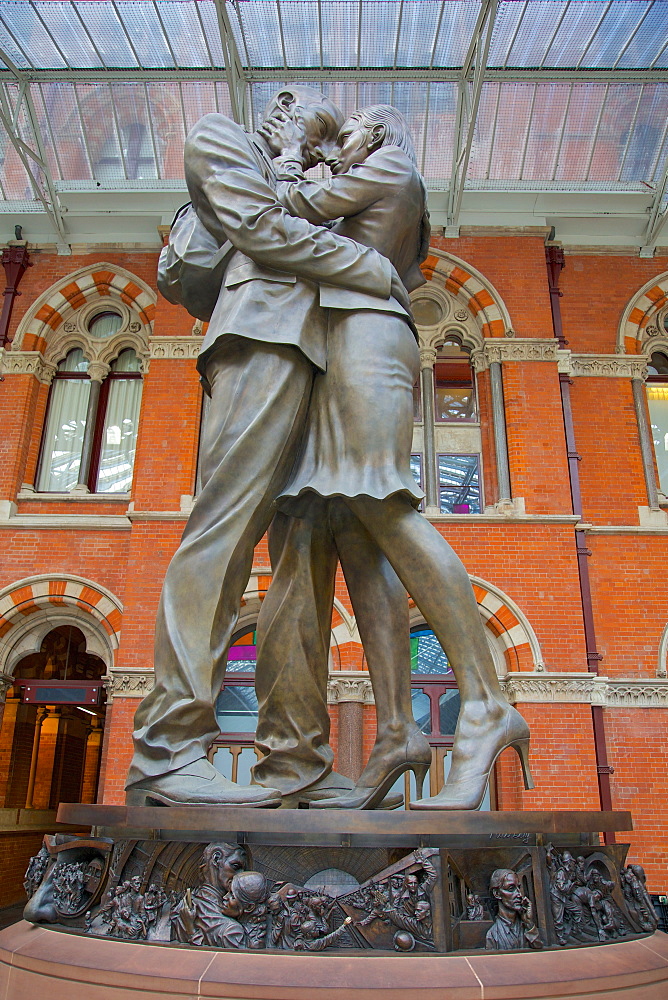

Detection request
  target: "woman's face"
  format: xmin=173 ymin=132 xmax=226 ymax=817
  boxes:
xmin=327 ymin=118 xmax=372 ymax=175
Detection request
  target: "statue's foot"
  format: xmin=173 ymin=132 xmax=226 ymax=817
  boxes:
xmin=310 ymin=729 xmax=431 ymax=810
xmin=410 ymin=704 xmax=533 ymax=811
xmin=278 ymin=770 xmax=403 ymax=810
xmin=125 ymin=758 xmax=282 ymax=807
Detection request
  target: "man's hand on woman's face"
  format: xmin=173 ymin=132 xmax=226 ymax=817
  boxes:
xmin=257 ymin=110 xmax=307 ymax=164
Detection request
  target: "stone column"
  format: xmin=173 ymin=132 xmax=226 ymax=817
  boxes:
xmin=632 ymin=377 xmax=661 ymax=510
xmin=73 ymin=360 xmax=109 ymax=494
xmin=81 ymin=719 xmax=103 ymax=803
xmin=25 ymin=707 xmax=48 ymax=809
xmin=29 ymin=707 xmax=59 ymax=810
xmin=327 ymin=672 xmax=374 ymax=782
xmin=419 ymin=346 xmax=440 ymax=516
xmin=489 ymin=360 xmax=512 ymax=503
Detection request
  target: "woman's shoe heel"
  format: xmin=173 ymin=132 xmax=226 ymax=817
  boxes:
xmin=512 ymin=738 xmax=534 ymax=790
xmin=411 ymin=762 xmax=430 ymax=799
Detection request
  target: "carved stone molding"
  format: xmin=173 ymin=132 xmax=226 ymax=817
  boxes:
xmin=149 ymin=338 xmax=201 ymax=360
xmin=502 ymin=672 xmax=668 ymax=708
xmin=0 ymin=351 xmax=57 ymax=384
xmin=472 ymin=339 xmax=559 ymax=371
xmin=502 ymin=672 xmax=595 ymax=704
xmin=105 ymin=669 xmax=154 ymax=701
xmin=327 ymin=672 xmax=374 ymax=705
xmin=0 ymin=673 xmax=14 ymax=700
xmin=565 ymin=354 xmax=649 ymax=379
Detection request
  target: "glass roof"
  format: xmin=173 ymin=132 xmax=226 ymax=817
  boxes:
xmin=0 ymin=1 xmax=667 ymax=218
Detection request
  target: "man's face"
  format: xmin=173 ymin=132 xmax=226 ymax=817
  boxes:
xmin=496 ymin=873 xmax=523 ymax=913
xmin=405 ymin=875 xmax=419 ymax=893
xmin=298 ymin=105 xmax=340 ymax=168
xmin=327 ymin=118 xmax=370 ymax=176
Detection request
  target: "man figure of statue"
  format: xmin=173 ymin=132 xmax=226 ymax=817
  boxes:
xmin=125 ymin=87 xmax=414 ymax=808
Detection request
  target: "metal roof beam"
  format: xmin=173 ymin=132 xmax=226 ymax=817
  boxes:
xmin=0 ymin=49 xmax=68 ymax=245
xmin=212 ymin=0 xmax=249 ymax=127
xmin=641 ymin=154 xmax=668 ymax=254
xmin=1 ymin=67 xmax=666 ymax=84
xmin=446 ymin=0 xmax=498 ymax=231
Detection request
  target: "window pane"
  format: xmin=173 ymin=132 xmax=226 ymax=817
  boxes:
xmin=37 ymin=378 xmax=90 ymax=492
xmin=411 ymin=687 xmax=432 ymax=735
xmin=227 ymin=630 xmax=257 ymax=675
xmin=647 ymin=385 xmax=668 ymax=493
xmin=438 ymin=454 xmax=481 ymax=514
xmin=95 ymin=377 xmax=141 ymax=493
xmin=413 ymin=379 xmax=422 ymax=421
xmin=215 ymin=686 xmax=258 ymax=734
xmin=411 ymin=628 xmax=452 ymax=675
xmin=435 ymin=384 xmax=476 ymax=421
xmin=438 ymin=690 xmax=461 ymax=737
xmin=59 ymin=347 xmax=88 ymax=372
xmin=89 ymin=312 xmax=122 ymax=339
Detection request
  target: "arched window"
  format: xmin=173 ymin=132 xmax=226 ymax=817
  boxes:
xmin=647 ymin=350 xmax=668 ymax=495
xmin=37 ymin=339 xmax=143 ymax=495
xmin=434 ymin=339 xmax=476 ymax=422
xmin=209 ymin=627 xmax=260 ymax=785
xmin=407 ymin=625 xmax=491 ymax=807
xmin=36 ymin=348 xmax=90 ymax=492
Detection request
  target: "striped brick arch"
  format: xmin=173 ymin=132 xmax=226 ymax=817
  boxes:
xmin=420 ymin=250 xmax=512 ymax=339
xmin=12 ymin=262 xmax=156 ymax=355
xmin=0 ymin=576 xmax=122 ymax=648
xmin=409 ymin=577 xmax=542 ymax=675
xmin=619 ymin=271 xmax=668 ymax=354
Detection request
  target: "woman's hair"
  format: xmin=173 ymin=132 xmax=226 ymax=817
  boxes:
xmin=348 ymin=105 xmax=418 ymax=164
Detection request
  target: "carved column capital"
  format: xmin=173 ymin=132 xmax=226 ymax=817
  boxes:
xmin=0 ymin=673 xmax=14 ymax=700
xmin=327 ymin=672 xmax=374 ymax=705
xmin=86 ymin=361 xmax=110 ymax=383
xmin=419 ymin=346 xmax=437 ymax=370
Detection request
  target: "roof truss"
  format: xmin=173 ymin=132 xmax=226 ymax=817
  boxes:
xmin=0 ymin=49 xmax=67 ymax=244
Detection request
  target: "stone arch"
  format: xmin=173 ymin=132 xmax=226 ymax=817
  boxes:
xmin=408 ymin=576 xmax=543 ymax=677
xmin=618 ymin=271 xmax=668 ymax=355
xmin=10 ymin=261 xmax=155 ymax=365
xmin=416 ymin=248 xmax=514 ymax=350
xmin=0 ymin=574 xmax=122 ymax=680
xmin=240 ymin=571 xmax=357 ymax=671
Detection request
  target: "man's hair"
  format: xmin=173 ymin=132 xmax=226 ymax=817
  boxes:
xmin=263 ymin=86 xmax=344 ymax=139
xmin=348 ymin=105 xmax=418 ymax=164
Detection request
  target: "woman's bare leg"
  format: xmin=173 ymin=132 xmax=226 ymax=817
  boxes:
xmin=345 ymin=494 xmax=529 ymax=803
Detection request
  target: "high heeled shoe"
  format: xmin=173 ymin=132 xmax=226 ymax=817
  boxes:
xmin=410 ymin=707 xmax=534 ymax=811
xmin=310 ymin=729 xmax=432 ymax=810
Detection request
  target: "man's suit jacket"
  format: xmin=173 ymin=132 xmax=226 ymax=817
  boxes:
xmin=183 ymin=113 xmax=393 ymax=379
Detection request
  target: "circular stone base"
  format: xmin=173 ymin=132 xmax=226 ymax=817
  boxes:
xmin=1 ymin=922 xmax=667 ymax=1000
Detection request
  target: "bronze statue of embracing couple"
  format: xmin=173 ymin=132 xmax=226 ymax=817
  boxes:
xmin=125 ymin=86 xmax=533 ymax=812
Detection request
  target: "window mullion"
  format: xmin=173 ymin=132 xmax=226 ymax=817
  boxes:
xmin=74 ymin=363 xmax=108 ymax=494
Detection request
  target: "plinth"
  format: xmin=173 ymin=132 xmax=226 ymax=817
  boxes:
xmin=4 ymin=805 xmax=666 ymax=1000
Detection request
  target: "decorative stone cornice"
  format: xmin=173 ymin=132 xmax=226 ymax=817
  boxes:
xmin=327 ymin=672 xmax=374 ymax=705
xmin=0 ymin=673 xmax=14 ymax=700
xmin=105 ymin=669 xmax=154 ymax=701
xmin=559 ymin=354 xmax=649 ymax=379
xmin=502 ymin=672 xmax=668 ymax=708
xmin=0 ymin=350 xmax=57 ymax=384
xmin=149 ymin=337 xmax=201 ymax=360
xmin=472 ymin=338 xmax=559 ymax=371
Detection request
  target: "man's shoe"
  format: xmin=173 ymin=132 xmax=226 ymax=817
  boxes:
xmin=125 ymin=758 xmax=282 ymax=807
